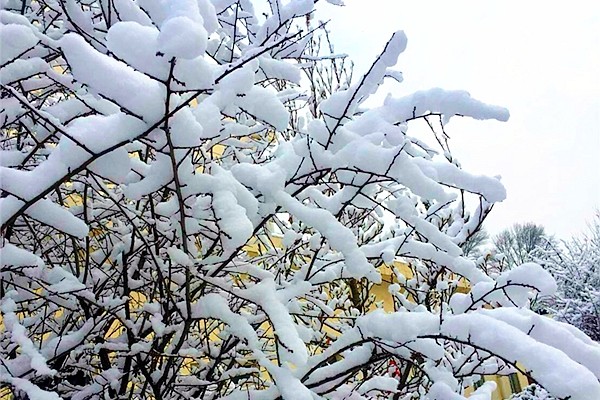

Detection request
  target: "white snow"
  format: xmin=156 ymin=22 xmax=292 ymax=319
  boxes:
xmin=60 ymin=33 xmax=165 ymax=120
xmin=1 ymin=2 xmax=598 ymax=399
xmin=0 ymin=23 xmax=38 ymax=65
xmin=158 ymin=16 xmax=208 ymax=59
xmin=0 ymin=242 xmax=44 ymax=267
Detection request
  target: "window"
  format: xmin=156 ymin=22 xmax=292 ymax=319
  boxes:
xmin=508 ymin=373 xmax=522 ymax=393
xmin=474 ymin=377 xmax=485 ymax=389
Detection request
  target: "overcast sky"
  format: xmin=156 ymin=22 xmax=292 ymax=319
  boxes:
xmin=316 ymin=0 xmax=600 ymax=240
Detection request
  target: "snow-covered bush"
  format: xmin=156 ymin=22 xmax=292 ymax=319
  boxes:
xmin=1 ymin=1 xmax=598 ymax=399
xmin=536 ymin=214 xmax=600 ymax=341
xmin=510 ymin=384 xmax=556 ymax=400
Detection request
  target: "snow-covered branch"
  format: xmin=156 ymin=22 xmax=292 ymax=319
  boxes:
xmin=1 ymin=1 xmax=598 ymax=399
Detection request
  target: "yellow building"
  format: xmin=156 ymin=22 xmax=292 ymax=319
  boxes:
xmin=246 ymin=235 xmax=530 ymax=400
xmin=1 ymin=228 xmax=529 ymax=400
xmin=372 ymin=262 xmax=529 ymax=400
xmin=465 ymin=373 xmax=529 ymax=400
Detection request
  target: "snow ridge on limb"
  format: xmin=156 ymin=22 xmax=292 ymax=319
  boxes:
xmin=350 ymin=310 xmax=600 ymax=400
xmin=319 ymin=30 xmax=408 ymax=145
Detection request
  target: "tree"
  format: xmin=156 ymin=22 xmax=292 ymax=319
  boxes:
xmin=535 ymin=214 xmax=600 ymax=341
xmin=461 ymin=227 xmax=489 ymax=258
xmin=1 ymin=1 xmax=599 ymax=400
xmin=493 ymin=223 xmax=551 ymax=271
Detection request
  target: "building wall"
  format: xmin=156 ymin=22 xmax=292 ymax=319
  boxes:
xmin=373 ymin=262 xmax=529 ymax=399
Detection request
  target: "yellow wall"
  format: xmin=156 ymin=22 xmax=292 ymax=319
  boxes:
xmin=1 ymin=234 xmax=527 ymax=399
xmin=368 ymin=262 xmax=528 ymax=400
xmin=464 ymin=373 xmax=529 ymax=400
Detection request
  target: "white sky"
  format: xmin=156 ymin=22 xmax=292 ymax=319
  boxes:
xmin=316 ymin=0 xmax=600 ymax=239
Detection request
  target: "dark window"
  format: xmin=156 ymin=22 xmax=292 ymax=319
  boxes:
xmin=508 ymin=373 xmax=522 ymax=393
xmin=473 ymin=377 xmax=485 ymax=389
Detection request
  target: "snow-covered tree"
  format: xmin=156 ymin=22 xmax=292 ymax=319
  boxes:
xmin=493 ymin=223 xmax=551 ymax=271
xmin=461 ymin=227 xmax=489 ymax=259
xmin=1 ymin=1 xmax=599 ymax=399
xmin=535 ymin=215 xmax=600 ymax=341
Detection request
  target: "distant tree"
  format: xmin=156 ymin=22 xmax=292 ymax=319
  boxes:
xmin=493 ymin=223 xmax=551 ymax=270
xmin=461 ymin=227 xmax=489 ymax=258
xmin=536 ymin=215 xmax=600 ymax=341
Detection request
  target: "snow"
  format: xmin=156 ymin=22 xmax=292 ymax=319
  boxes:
xmin=304 ymin=343 xmax=375 ymax=392
xmin=0 ymin=163 xmax=91 ymax=237
xmin=125 ymin=153 xmax=174 ymax=200
xmin=196 ymin=0 xmax=219 ymax=34
xmin=273 ymin=189 xmax=381 ymax=282
xmin=107 ymin=22 xmax=169 ymax=79
xmin=173 ymin=56 xmax=215 ymax=90
xmin=357 ymin=376 xmax=399 ymax=394
xmin=0 ymin=56 xmax=47 ymax=85
xmin=255 ymin=0 xmax=315 ymax=45
xmin=153 ymin=0 xmax=209 ymax=59
xmin=60 ymin=33 xmax=165 ymax=120
xmin=426 ymin=382 xmax=470 ymax=400
xmin=320 ymin=31 xmax=408 ymax=132
xmin=158 ymin=16 xmax=208 ymax=59
xmin=443 ymin=313 xmax=600 ymax=400
xmin=349 ymin=88 xmax=509 ymax=137
xmin=242 ymin=278 xmax=309 ymax=366
xmin=450 ymin=263 xmax=557 ymax=313
xmin=469 ymin=382 xmax=499 ymax=400
xmin=63 ymin=0 xmax=95 ymax=38
xmin=88 ymin=146 xmax=132 ymax=183
xmin=210 ymin=188 xmax=255 ymax=251
xmin=189 ymin=293 xmax=259 ymax=346
xmin=479 ymin=307 xmax=600 ymax=378
xmin=0 ymin=23 xmax=38 ymax=65
xmin=1 ymin=298 xmax=55 ymax=376
xmin=214 ymin=74 xmax=291 ymax=131
xmin=412 ymin=158 xmax=507 ymax=203
xmin=239 ymin=87 xmax=291 ymax=130
xmin=58 ymin=113 xmax=145 ymax=182
xmin=2 ymin=1 xmax=599 ymax=399
xmin=168 ymin=108 xmax=204 ymax=147
xmin=258 ymin=57 xmax=302 ymax=84
xmin=112 ymin=0 xmax=154 ymax=26
xmin=189 ymin=292 xmax=314 ymax=400
xmin=358 ymin=309 xmax=600 ymax=399
xmin=509 ymin=384 xmax=555 ymax=400
xmin=1 ymin=378 xmax=61 ymax=400
xmin=0 ymin=242 xmax=44 ymax=267
xmin=167 ymin=246 xmax=193 ymax=267
xmin=25 ymin=199 xmax=89 ymax=238
xmin=218 ymin=64 xmax=256 ymax=95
